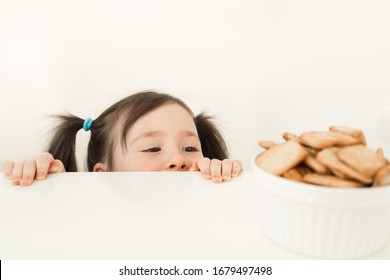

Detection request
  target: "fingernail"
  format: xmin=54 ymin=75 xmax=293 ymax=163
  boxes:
xmin=20 ymin=179 xmax=30 ymax=186
xmin=223 ymin=175 xmax=231 ymax=181
xmin=11 ymin=178 xmax=19 ymax=185
xmin=212 ymin=176 xmax=222 ymax=183
xmin=36 ymin=171 xmax=45 ymax=180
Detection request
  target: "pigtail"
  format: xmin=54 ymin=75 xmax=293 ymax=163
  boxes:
xmin=46 ymin=114 xmax=84 ymax=172
xmin=195 ymin=112 xmax=229 ymax=160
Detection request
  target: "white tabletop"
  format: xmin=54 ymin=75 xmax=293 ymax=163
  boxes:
xmin=1 ymin=171 xmax=389 ymax=260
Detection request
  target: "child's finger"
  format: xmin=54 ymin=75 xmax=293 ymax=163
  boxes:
xmin=198 ymin=158 xmax=211 ymax=180
xmin=221 ymin=159 xmax=233 ymax=182
xmin=11 ymin=161 xmax=25 ymax=185
xmin=20 ymin=159 xmax=37 ymax=186
xmin=189 ymin=162 xmax=200 ymax=172
xmin=48 ymin=160 xmax=66 ymax=173
xmin=35 ymin=152 xmax=55 ymax=180
xmin=197 ymin=158 xmax=211 ymax=179
xmin=232 ymin=160 xmax=243 ymax=177
xmin=210 ymin=159 xmax=222 ymax=183
xmin=2 ymin=160 xmax=15 ymax=178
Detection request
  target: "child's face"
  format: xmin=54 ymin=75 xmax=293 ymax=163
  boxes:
xmin=112 ymin=103 xmax=203 ymax=171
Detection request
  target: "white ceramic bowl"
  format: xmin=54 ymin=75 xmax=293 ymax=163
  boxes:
xmin=251 ymin=154 xmax=390 ymax=259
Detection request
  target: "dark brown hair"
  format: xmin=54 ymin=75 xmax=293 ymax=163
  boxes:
xmin=47 ymin=91 xmax=229 ymax=171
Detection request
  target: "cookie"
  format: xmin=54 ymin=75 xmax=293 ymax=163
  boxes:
xmin=304 ymin=155 xmax=329 ymax=174
xmin=283 ymin=168 xmax=304 ymax=182
xmin=255 ymin=140 xmax=309 ymax=176
xmin=329 ymin=168 xmax=350 ymax=179
xmin=299 ymin=131 xmax=361 ymax=150
xmin=337 ymin=145 xmax=387 ymax=177
xmin=316 ymin=147 xmax=372 ymax=185
xmin=282 ymin=132 xmax=299 ymax=141
xmin=329 ymin=125 xmax=366 ymax=145
xmin=303 ymin=173 xmax=364 ymax=188
xmin=374 ymin=165 xmax=390 ymax=186
xmin=258 ymin=140 xmax=277 ymax=149
xmin=376 ymin=148 xmax=389 ymax=165
xmin=296 ymin=164 xmax=313 ymax=176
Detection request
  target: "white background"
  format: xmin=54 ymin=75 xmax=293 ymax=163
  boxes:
xmin=1 ymin=0 xmax=390 ymax=170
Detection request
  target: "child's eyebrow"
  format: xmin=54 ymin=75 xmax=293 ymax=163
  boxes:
xmin=129 ymin=130 xmax=165 ymax=145
xmin=129 ymin=130 xmax=199 ymax=145
xmin=182 ymin=130 xmax=199 ymax=138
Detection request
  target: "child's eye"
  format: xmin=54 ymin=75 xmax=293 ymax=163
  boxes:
xmin=183 ymin=146 xmax=199 ymax=152
xmin=142 ymin=147 xmax=161 ymax=153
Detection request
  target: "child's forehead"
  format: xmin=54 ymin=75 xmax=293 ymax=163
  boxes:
xmin=115 ymin=103 xmax=197 ymax=138
xmin=140 ymin=103 xmax=192 ymax=119
xmin=133 ymin=103 xmax=195 ymax=130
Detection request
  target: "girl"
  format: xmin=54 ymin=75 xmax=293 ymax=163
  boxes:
xmin=2 ymin=91 xmax=242 ymax=186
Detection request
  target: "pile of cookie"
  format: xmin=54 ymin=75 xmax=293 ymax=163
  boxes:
xmin=256 ymin=126 xmax=390 ymax=188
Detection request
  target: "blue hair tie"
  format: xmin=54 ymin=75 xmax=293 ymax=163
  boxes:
xmin=83 ymin=117 xmax=93 ymax=131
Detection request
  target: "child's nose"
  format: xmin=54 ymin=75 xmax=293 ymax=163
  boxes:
xmin=167 ymin=154 xmax=189 ymax=171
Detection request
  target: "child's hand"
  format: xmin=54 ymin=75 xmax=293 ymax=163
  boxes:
xmin=2 ymin=152 xmax=65 ymax=186
xmin=190 ymin=158 xmax=243 ymax=183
